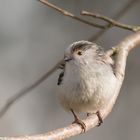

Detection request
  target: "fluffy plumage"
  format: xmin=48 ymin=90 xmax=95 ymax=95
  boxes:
xmin=57 ymin=40 xmax=117 ymax=114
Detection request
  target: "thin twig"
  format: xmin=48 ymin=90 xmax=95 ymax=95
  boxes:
xmin=81 ymin=11 xmax=140 ymax=32
xmin=39 ymin=0 xmax=105 ymax=29
xmin=0 ymin=60 xmax=63 ymax=118
xmin=0 ymin=31 xmax=140 ymax=140
xmin=88 ymin=0 xmax=139 ymax=41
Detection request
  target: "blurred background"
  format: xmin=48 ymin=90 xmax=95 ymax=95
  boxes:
xmin=0 ymin=0 xmax=140 ymax=139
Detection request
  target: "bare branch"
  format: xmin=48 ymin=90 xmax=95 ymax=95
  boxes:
xmin=0 ymin=31 xmax=140 ymax=140
xmin=0 ymin=60 xmax=63 ymax=118
xmin=39 ymin=0 xmax=105 ymax=29
xmin=81 ymin=11 xmax=140 ymax=32
xmin=89 ymin=0 xmax=139 ymax=41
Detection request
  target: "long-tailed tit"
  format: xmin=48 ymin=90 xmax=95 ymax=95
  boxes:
xmin=57 ymin=41 xmax=116 ymax=131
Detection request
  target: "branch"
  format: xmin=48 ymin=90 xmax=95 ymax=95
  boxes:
xmin=0 ymin=31 xmax=140 ymax=140
xmin=0 ymin=60 xmax=63 ymax=118
xmin=81 ymin=10 xmax=140 ymax=32
xmin=89 ymin=0 xmax=139 ymax=41
xmin=39 ymin=0 xmax=105 ymax=29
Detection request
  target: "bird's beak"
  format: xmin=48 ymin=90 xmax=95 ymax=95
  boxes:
xmin=64 ymin=56 xmax=72 ymax=62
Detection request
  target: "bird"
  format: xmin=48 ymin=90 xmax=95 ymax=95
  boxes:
xmin=57 ymin=40 xmax=117 ymax=131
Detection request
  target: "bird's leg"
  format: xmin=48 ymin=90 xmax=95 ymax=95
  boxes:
xmin=87 ymin=111 xmax=103 ymax=126
xmin=70 ymin=109 xmax=86 ymax=132
xmin=96 ymin=111 xmax=103 ymax=126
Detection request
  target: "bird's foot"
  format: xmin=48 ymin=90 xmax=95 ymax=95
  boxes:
xmin=72 ymin=118 xmax=86 ymax=132
xmin=96 ymin=111 xmax=103 ymax=126
xmin=87 ymin=111 xmax=103 ymax=126
xmin=71 ymin=109 xmax=86 ymax=132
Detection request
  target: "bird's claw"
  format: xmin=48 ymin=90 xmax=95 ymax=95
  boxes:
xmin=96 ymin=111 xmax=103 ymax=127
xmin=72 ymin=118 xmax=86 ymax=132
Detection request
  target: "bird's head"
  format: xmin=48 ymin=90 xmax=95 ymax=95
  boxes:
xmin=64 ymin=40 xmax=104 ymax=65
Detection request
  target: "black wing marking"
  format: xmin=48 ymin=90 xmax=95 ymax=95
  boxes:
xmin=57 ymin=71 xmax=64 ymax=85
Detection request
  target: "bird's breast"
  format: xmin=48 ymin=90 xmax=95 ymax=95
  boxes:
xmin=58 ymin=62 xmax=117 ymax=112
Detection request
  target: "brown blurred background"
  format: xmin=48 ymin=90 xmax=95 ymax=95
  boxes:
xmin=0 ymin=0 xmax=140 ymax=139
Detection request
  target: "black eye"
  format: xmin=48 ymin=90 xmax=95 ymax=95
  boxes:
xmin=77 ymin=51 xmax=82 ymax=55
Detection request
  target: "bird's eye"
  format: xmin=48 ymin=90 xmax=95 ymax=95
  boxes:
xmin=77 ymin=50 xmax=82 ymax=55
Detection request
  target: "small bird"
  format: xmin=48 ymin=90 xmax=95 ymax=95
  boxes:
xmin=57 ymin=41 xmax=117 ymax=131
